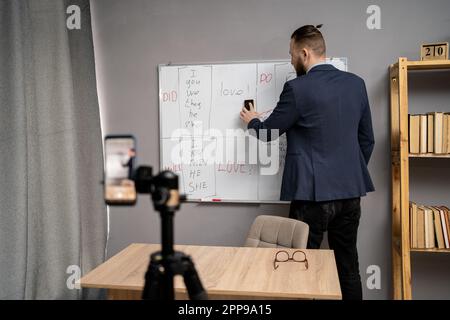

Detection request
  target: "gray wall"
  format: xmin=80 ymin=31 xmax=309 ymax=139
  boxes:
xmin=90 ymin=0 xmax=450 ymax=299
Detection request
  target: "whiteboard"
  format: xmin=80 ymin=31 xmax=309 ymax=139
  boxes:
xmin=159 ymin=58 xmax=348 ymax=202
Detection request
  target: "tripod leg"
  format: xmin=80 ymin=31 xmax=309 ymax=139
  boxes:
xmin=182 ymin=256 xmax=208 ymax=300
xmin=142 ymin=258 xmax=165 ymax=300
xmin=161 ymin=264 xmax=174 ymax=300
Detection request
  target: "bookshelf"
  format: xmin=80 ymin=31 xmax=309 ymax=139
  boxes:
xmin=409 ymin=154 xmax=450 ymax=158
xmin=390 ymin=58 xmax=450 ymax=300
xmin=411 ymin=248 xmax=450 ymax=253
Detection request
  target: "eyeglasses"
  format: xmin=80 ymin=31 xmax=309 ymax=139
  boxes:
xmin=273 ymin=250 xmax=309 ymax=270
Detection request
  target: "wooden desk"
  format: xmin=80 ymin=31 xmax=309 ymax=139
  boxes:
xmin=80 ymin=243 xmax=341 ymax=300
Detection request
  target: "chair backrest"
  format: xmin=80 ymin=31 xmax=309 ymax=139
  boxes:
xmin=244 ymin=215 xmax=309 ymax=249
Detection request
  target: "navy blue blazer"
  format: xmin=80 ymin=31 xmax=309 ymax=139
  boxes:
xmin=248 ymin=64 xmax=375 ymax=201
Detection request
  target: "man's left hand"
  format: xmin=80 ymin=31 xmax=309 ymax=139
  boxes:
xmin=240 ymin=102 xmax=260 ymax=124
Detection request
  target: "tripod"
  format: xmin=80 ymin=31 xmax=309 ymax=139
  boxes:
xmin=136 ymin=168 xmax=207 ymax=300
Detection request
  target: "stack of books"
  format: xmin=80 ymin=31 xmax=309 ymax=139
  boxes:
xmin=409 ymin=112 xmax=450 ymax=154
xmin=409 ymin=202 xmax=450 ymax=249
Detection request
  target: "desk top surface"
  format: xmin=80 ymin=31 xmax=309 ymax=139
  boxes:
xmin=80 ymin=243 xmax=341 ymax=299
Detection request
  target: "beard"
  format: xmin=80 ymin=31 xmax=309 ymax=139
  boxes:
xmin=293 ymin=60 xmax=307 ymax=77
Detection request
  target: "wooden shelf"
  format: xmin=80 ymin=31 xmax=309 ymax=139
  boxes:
xmin=406 ymin=60 xmax=450 ymax=71
xmin=411 ymin=248 xmax=450 ymax=253
xmin=409 ymin=153 xmax=450 ymax=158
xmin=390 ymin=57 xmax=450 ymax=300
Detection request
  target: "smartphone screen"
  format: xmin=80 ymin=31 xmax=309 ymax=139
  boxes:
xmin=244 ymin=99 xmax=254 ymax=111
xmin=104 ymin=135 xmax=137 ymax=205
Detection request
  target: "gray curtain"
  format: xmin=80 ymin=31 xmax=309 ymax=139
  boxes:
xmin=0 ymin=0 xmax=107 ymax=299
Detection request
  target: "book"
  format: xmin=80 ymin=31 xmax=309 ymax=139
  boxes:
xmin=409 ymin=114 xmax=421 ymax=154
xmin=424 ymin=206 xmax=435 ymax=248
xmin=420 ymin=114 xmax=428 ymax=154
xmin=446 ymin=113 xmax=450 ymax=154
xmin=435 ymin=206 xmax=449 ymax=249
xmin=440 ymin=206 xmax=450 ymax=248
xmin=434 ymin=112 xmax=444 ymax=154
xmin=409 ymin=203 xmax=412 ymax=246
xmin=410 ymin=202 xmax=418 ymax=248
xmin=417 ymin=206 xmax=426 ymax=248
xmin=427 ymin=113 xmax=434 ymax=153
xmin=430 ymin=206 xmax=445 ymax=249
xmin=443 ymin=113 xmax=449 ymax=153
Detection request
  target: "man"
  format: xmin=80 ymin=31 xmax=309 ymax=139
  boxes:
xmin=240 ymin=25 xmax=375 ymax=300
xmin=121 ymin=148 xmax=136 ymax=179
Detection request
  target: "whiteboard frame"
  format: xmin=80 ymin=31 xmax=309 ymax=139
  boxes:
xmin=157 ymin=58 xmax=348 ymax=204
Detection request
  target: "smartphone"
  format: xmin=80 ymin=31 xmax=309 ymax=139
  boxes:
xmin=244 ymin=99 xmax=254 ymax=111
xmin=104 ymin=135 xmax=137 ymax=205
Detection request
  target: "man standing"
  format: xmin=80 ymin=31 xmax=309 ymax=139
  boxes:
xmin=240 ymin=25 xmax=375 ymax=300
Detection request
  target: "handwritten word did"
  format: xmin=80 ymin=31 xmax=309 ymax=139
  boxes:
xmin=162 ymin=90 xmax=177 ymax=102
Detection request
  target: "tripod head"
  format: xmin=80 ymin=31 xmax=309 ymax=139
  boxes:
xmin=134 ymin=166 xmax=186 ymax=213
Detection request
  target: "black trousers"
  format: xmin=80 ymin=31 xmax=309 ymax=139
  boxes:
xmin=289 ymin=197 xmax=363 ymax=300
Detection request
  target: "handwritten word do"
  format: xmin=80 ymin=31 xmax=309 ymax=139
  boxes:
xmin=259 ymin=73 xmax=273 ymax=84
